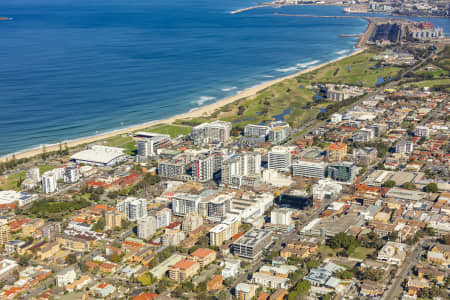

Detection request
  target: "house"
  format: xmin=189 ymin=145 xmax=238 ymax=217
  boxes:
xmin=206 ymin=275 xmax=223 ymax=292
xmin=55 ymin=268 xmax=77 ymax=288
xmin=189 ymin=248 xmax=216 ymax=267
xmin=132 ymin=293 xmax=158 ymax=300
xmin=359 ymin=280 xmax=384 ymax=298
xmin=280 ymin=241 xmax=318 ymax=259
xmin=99 ymin=262 xmax=117 ymax=273
xmin=415 ymin=265 xmax=444 ymax=282
xmin=93 ymin=282 xmax=116 ymax=298
xmin=66 ymin=275 xmax=92 ymax=292
xmin=427 ymin=244 xmax=450 ymax=267
xmin=221 ymin=259 xmax=241 ymax=279
xmin=406 ymin=277 xmax=429 ymax=296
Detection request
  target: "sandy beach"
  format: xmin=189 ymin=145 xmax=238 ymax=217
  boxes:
xmin=0 ymin=48 xmax=365 ymax=163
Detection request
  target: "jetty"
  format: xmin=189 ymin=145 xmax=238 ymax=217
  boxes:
xmin=230 ymin=3 xmax=275 ymax=14
xmin=274 ymin=13 xmax=361 ymax=19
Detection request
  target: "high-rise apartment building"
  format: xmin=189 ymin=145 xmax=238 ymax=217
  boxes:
xmin=191 ymin=121 xmax=232 ymax=145
xmin=117 ymin=197 xmax=148 ymax=221
xmin=172 ymin=193 xmax=201 ymax=217
xmin=137 ymin=216 xmax=157 ymax=240
xmin=191 ymin=154 xmax=214 ymax=182
xmin=105 ymin=209 xmax=122 ymax=230
xmin=221 ymin=153 xmax=261 ymax=188
xmin=268 ymin=146 xmax=291 ymax=172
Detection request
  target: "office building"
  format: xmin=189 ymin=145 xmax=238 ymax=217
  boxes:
xmin=244 ymin=124 xmax=270 ymax=138
xmin=328 ymin=162 xmax=358 ymax=183
xmin=268 ymin=121 xmax=290 ymax=144
xmin=191 ymin=153 xmax=214 ymax=182
xmin=231 ymin=229 xmax=273 ymax=260
xmin=271 ymin=208 xmax=293 ymax=227
xmin=158 ymin=159 xmax=185 ymax=178
xmin=42 ymin=171 xmax=58 ymax=194
xmin=415 ymin=126 xmax=429 ymax=137
xmin=268 ymin=146 xmax=291 ymax=172
xmin=327 ymin=142 xmax=347 ymax=162
xmin=117 ymin=197 xmax=147 ymax=221
xmin=172 ymin=193 xmax=201 ymax=217
xmin=182 ymin=212 xmax=203 ymax=234
xmin=396 ymin=140 xmax=414 ymax=154
xmin=169 ymin=259 xmax=200 ymax=282
xmin=191 ymin=121 xmax=232 ymax=145
xmin=292 ymin=160 xmax=327 ymax=178
xmin=221 ymin=152 xmax=261 ymax=188
xmin=105 ymin=210 xmax=122 ymax=230
xmin=137 ymin=216 xmax=157 ymax=240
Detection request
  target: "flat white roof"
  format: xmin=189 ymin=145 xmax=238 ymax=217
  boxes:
xmin=71 ymin=149 xmax=126 ymax=165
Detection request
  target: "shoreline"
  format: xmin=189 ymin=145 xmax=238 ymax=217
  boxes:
xmin=0 ymin=47 xmax=366 ymax=163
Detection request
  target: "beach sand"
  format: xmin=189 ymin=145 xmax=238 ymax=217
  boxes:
xmin=0 ymin=48 xmax=365 ymax=163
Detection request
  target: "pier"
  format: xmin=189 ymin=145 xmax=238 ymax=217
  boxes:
xmin=230 ymin=4 xmax=274 ymax=14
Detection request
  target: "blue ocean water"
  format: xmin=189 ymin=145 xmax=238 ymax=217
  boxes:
xmin=0 ymin=0 xmax=447 ymax=156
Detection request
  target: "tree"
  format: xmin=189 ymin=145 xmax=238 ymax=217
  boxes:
xmin=326 ymin=232 xmax=359 ymax=253
xmin=402 ymin=182 xmax=416 ymax=190
xmin=65 ymin=253 xmax=77 ymax=265
xmin=92 ymin=217 xmax=105 ymax=232
xmin=425 ymin=183 xmax=438 ymax=193
xmin=383 ymin=180 xmax=396 ymax=188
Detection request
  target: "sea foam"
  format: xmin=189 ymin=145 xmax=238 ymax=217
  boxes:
xmin=221 ymin=86 xmax=237 ymax=92
xmin=336 ymin=49 xmax=350 ymax=55
xmin=196 ymin=96 xmax=216 ymax=106
xmin=297 ymin=60 xmax=320 ymax=69
xmin=275 ymin=66 xmax=298 ymax=73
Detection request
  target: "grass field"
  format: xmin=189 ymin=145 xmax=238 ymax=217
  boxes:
xmin=402 ymin=78 xmax=450 ymax=89
xmin=144 ymin=124 xmax=192 ymax=137
xmin=176 ymin=49 xmax=403 ymax=130
xmin=350 ymin=247 xmax=375 ymax=260
xmin=0 ymin=165 xmax=56 ymax=191
xmin=102 ymin=135 xmax=137 ymax=155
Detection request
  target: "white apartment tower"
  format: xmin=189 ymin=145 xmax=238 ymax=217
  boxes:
xmin=137 ymin=215 xmax=157 ymax=239
xmin=42 ymin=171 xmax=57 ymax=194
xmin=172 ymin=193 xmax=202 ymax=217
xmin=191 ymin=153 xmax=214 ymax=182
xmin=221 ymin=152 xmax=261 ymax=187
xmin=268 ymin=146 xmax=292 ymax=172
xmin=117 ymin=197 xmax=148 ymax=221
xmin=191 ymin=121 xmax=232 ymax=145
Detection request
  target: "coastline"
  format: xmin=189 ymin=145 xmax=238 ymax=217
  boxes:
xmin=0 ymin=47 xmax=366 ymax=163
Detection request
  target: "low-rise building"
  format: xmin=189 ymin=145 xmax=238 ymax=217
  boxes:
xmin=56 ymin=268 xmax=77 ymax=288
xmin=231 ymin=229 xmax=273 ymax=260
xmin=169 ymin=259 xmax=200 ymax=282
xmin=189 ymin=248 xmax=216 ymax=267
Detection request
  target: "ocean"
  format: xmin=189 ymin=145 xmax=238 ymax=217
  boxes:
xmin=0 ymin=0 xmax=448 ymax=156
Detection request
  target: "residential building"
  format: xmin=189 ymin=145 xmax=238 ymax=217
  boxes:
xmin=268 ymin=121 xmax=290 ymax=144
xmin=353 ymin=128 xmax=375 ymax=143
xmin=93 ymin=282 xmax=116 ymax=298
xmin=172 ymin=193 xmax=201 ymax=217
xmin=5 ymin=240 xmax=27 ymax=254
xmin=235 ymin=283 xmax=257 ymax=300
xmin=292 ymin=160 xmax=327 ymax=178
xmin=64 ymin=166 xmax=79 ymax=183
xmin=182 ymin=212 xmax=203 ymax=234
xmin=0 ymin=259 xmax=19 ymax=281
xmin=26 ymin=167 xmax=41 ymax=183
xmin=56 ymin=268 xmax=77 ymax=288
xmin=209 ymin=224 xmax=228 ymax=246
xmin=312 ymin=179 xmax=342 ymax=202
xmin=268 ymin=146 xmax=291 ymax=172
xmin=327 ymin=142 xmax=347 ymax=162
xmin=221 ymin=152 xmax=261 ymax=188
xmin=158 ymin=159 xmax=185 ymax=178
xmin=154 ymin=208 xmax=171 ymax=229
xmin=330 ymin=113 xmax=342 ymax=124
xmin=42 ymin=171 xmax=57 ymax=194
xmin=137 ymin=216 xmax=157 ymax=240
xmin=396 ymin=140 xmax=414 ymax=154
xmin=268 ymin=208 xmax=293 ymax=232
xmin=203 ymin=194 xmax=232 ymax=223
xmin=117 ymin=197 xmax=147 ymax=221
xmin=169 ymin=259 xmax=200 ymax=282
xmin=135 ymin=132 xmax=171 ymax=161
xmin=0 ymin=220 xmax=10 ymax=249
xmin=231 ymin=229 xmax=273 ymax=260
xmin=252 ymin=272 xmax=290 ymax=289
xmin=207 ymin=275 xmax=223 ymax=292
xmin=162 ymin=228 xmax=185 ymax=246
xmin=191 ymin=153 xmax=214 ymax=182
xmin=221 ymin=259 xmax=240 ymax=279
xmin=415 ymin=126 xmax=429 ymax=137
xmin=427 ymin=244 xmax=450 ymax=267
xmin=190 ymin=248 xmax=216 ymax=267
xmin=105 ymin=209 xmax=122 ymax=230
xmin=353 ymin=147 xmax=377 ymax=166
xmin=191 ymin=121 xmax=232 ymax=145
xmin=244 ymin=124 xmax=270 ymax=137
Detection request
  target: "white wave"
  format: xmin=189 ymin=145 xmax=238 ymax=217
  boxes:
xmin=275 ymin=66 xmax=298 ymax=73
xmin=336 ymin=49 xmax=351 ymax=55
xmin=297 ymin=60 xmax=320 ymax=69
xmin=262 ymin=75 xmax=275 ymax=78
xmin=221 ymin=86 xmax=237 ymax=92
xmin=196 ymin=96 xmax=216 ymax=106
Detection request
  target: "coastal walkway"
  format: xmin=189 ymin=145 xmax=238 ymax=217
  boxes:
xmin=274 ymin=13 xmax=362 ymax=18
